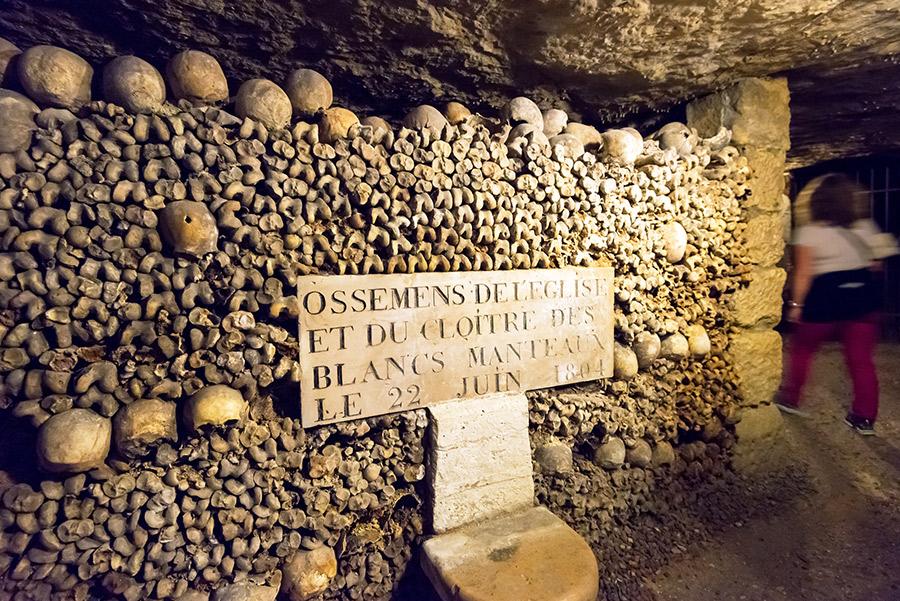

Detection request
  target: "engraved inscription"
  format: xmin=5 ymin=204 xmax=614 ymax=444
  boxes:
xmin=298 ymin=268 xmax=613 ymax=426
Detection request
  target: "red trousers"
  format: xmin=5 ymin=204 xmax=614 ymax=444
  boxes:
xmin=782 ymin=314 xmax=879 ymax=421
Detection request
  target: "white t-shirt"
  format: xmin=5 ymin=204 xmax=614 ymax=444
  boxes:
xmin=793 ymin=219 xmax=888 ymax=275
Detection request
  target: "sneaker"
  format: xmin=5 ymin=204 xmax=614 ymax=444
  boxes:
xmin=844 ymin=414 xmax=876 ymax=436
xmin=775 ymin=401 xmax=809 ymax=418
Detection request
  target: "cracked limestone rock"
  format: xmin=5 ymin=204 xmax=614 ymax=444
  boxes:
xmin=730 ymin=330 xmax=782 ymax=406
xmin=742 ymin=213 xmax=785 ymax=266
xmin=687 ymin=77 xmax=790 ymax=150
xmin=731 ymin=268 xmax=787 ymax=327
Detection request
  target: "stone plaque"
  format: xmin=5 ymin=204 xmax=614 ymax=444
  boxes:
xmin=298 ymin=268 xmax=613 ymax=426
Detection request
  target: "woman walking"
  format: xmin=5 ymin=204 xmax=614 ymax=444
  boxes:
xmin=778 ymin=173 xmax=898 ymax=435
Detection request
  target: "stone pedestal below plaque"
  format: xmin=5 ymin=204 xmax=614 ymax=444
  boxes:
xmin=426 ymin=393 xmax=534 ymax=533
xmin=421 ymin=506 xmax=599 ymax=601
xmin=423 ymin=394 xmax=599 ymax=600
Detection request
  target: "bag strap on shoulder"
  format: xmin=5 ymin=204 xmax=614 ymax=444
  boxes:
xmin=835 ymin=227 xmax=873 ymax=263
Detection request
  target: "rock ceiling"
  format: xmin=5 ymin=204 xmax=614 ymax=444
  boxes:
xmin=1 ymin=0 xmax=899 ymax=168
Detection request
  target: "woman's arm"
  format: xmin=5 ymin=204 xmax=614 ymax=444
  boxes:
xmin=789 ymin=244 xmax=813 ymax=322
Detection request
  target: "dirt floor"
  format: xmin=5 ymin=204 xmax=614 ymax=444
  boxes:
xmin=648 ymin=343 xmax=900 ymax=601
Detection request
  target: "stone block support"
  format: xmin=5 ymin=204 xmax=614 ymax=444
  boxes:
xmin=731 ymin=267 xmax=787 ymax=328
xmin=729 ymin=329 xmax=783 ymax=406
xmin=421 ymin=506 xmax=599 ymax=601
xmin=423 ymin=393 xmax=600 ymax=600
xmin=689 ymin=78 xmax=790 ymax=411
xmin=426 ymin=393 xmax=534 ymax=534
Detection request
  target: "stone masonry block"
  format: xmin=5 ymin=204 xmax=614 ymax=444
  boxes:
xmin=744 ymin=146 xmax=787 ymax=211
xmin=422 ymin=506 xmax=598 ymax=601
xmin=429 ymin=393 xmax=528 ymax=451
xmin=732 ymin=403 xmax=786 ymax=473
xmin=427 ymin=393 xmax=534 ymax=533
xmin=429 ymin=441 xmax=532 ymax=498
xmin=687 ymin=77 xmax=790 ymax=150
xmin=731 ymin=267 xmax=787 ymax=328
xmin=742 ymin=212 xmax=785 ymax=266
xmin=729 ymin=329 xmax=782 ymax=406
xmin=429 ymin=478 xmax=536 ymax=535
xmin=735 ymin=403 xmax=784 ymax=442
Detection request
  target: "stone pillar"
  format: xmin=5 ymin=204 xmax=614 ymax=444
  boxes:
xmin=688 ymin=78 xmax=790 ymax=409
xmin=688 ymin=78 xmax=790 ymax=465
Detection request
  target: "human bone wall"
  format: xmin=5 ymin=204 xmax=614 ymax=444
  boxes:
xmin=0 ymin=41 xmax=777 ymax=601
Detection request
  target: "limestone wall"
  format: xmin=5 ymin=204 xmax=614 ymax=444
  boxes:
xmin=0 ymin=41 xmax=786 ymax=601
xmin=688 ymin=78 xmax=790 ymax=409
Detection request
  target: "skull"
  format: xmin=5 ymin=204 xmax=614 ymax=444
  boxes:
xmin=319 ymin=107 xmax=359 ymax=144
xmin=654 ymin=122 xmax=697 ymax=157
xmin=285 ymin=68 xmax=333 ymax=117
xmin=166 ymin=50 xmax=228 ymax=104
xmin=158 ymin=200 xmax=218 ymax=257
xmin=542 ymin=108 xmax=568 ymax=137
xmin=112 ymin=399 xmax=178 ymax=459
xmin=37 ymin=409 xmax=111 ymax=473
xmin=402 ymin=105 xmax=448 ymax=134
xmin=184 ymin=385 xmax=248 ymax=430
xmin=443 ymin=101 xmax=472 ymax=125
xmin=503 ymin=96 xmax=542 ymax=128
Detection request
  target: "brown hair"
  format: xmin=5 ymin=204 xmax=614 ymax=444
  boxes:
xmin=808 ymin=173 xmax=869 ymax=227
